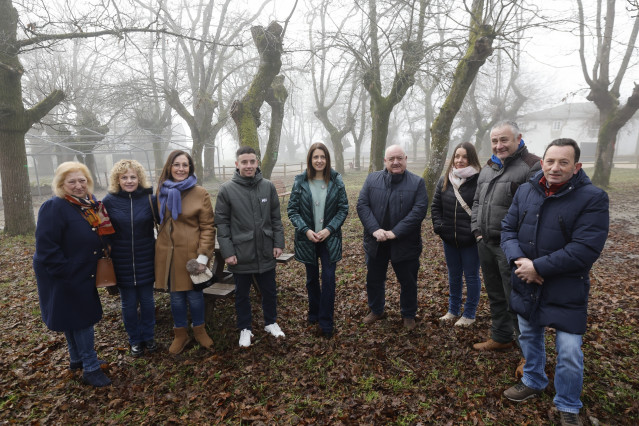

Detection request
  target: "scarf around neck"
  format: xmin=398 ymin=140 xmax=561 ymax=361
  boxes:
xmin=449 ymin=165 xmax=479 ymax=189
xmin=159 ymin=174 xmax=197 ymax=223
xmin=64 ymin=194 xmax=115 ymax=236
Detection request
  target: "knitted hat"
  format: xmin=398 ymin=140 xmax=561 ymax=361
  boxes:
xmin=186 ymin=259 xmax=213 ymax=284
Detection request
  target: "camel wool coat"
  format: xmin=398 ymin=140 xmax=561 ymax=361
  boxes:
xmin=154 ymin=185 xmax=216 ymax=292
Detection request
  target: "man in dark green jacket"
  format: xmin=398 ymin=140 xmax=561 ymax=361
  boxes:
xmin=215 ymin=146 xmax=286 ymax=348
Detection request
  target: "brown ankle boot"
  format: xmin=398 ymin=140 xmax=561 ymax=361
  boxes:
xmin=169 ymin=327 xmax=191 ymax=355
xmin=192 ymin=324 xmax=214 ymax=351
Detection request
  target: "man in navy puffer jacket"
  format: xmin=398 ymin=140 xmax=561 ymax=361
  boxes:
xmin=500 ymin=138 xmax=609 ymax=425
xmin=357 ymin=145 xmax=428 ymax=330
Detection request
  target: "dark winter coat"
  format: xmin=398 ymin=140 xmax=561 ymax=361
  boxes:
xmin=471 ymin=145 xmax=541 ymax=244
xmin=102 ymin=187 xmax=156 ymax=288
xmin=287 ymin=169 xmax=349 ymax=265
xmin=356 ymin=169 xmax=428 ymax=262
xmin=215 ymin=169 xmax=285 ymax=274
xmin=431 ymin=173 xmax=478 ymax=248
xmin=501 ymin=169 xmax=609 ymax=335
xmin=33 ymin=196 xmax=104 ymax=332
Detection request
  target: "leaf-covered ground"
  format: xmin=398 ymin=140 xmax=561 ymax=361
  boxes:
xmin=1 ymin=169 xmax=638 ymax=424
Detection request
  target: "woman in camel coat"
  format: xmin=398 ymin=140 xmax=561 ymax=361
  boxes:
xmin=155 ymin=150 xmax=216 ymax=354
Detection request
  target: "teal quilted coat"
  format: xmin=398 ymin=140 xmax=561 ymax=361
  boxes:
xmin=287 ymin=169 xmax=349 ymax=265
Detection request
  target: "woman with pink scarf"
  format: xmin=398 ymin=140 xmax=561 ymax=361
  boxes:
xmin=431 ymin=142 xmax=482 ymax=327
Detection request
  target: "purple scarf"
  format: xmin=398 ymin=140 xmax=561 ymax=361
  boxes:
xmin=159 ymin=174 xmax=197 ymax=223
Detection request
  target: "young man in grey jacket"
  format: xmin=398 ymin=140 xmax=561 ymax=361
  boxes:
xmin=215 ymin=146 xmax=286 ymax=348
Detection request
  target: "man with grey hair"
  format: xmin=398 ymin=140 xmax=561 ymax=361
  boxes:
xmin=357 ymin=144 xmax=428 ymax=330
xmin=471 ymin=121 xmax=540 ymax=356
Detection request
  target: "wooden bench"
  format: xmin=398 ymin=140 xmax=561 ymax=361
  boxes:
xmin=203 ymin=253 xmax=295 ymax=323
xmin=272 ymin=179 xmax=291 ymax=203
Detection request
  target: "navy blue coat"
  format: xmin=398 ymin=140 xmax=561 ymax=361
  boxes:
xmin=356 ymin=169 xmax=428 ymax=262
xmin=33 ymin=196 xmax=104 ymax=332
xmin=102 ymin=187 xmax=156 ymax=287
xmin=431 ymin=174 xmax=478 ymax=248
xmin=287 ymin=169 xmax=349 ymax=265
xmin=501 ymin=169 xmax=609 ymax=334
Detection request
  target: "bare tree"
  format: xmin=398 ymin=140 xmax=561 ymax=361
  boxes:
xmin=359 ymin=0 xmax=428 ymax=172
xmin=230 ymin=20 xmax=286 ymax=157
xmin=577 ymin=0 xmax=639 ymax=188
xmin=308 ymin=1 xmax=357 ymax=174
xmin=422 ymin=0 xmax=522 ymax=200
xmin=0 ymin=0 xmax=167 ymax=234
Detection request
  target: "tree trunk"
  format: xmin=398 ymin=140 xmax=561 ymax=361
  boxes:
xmin=261 ymin=75 xmax=288 ymax=179
xmin=0 ymin=0 xmax=65 ymax=234
xmin=423 ymin=1 xmax=496 ymax=201
xmin=231 ymin=22 xmax=284 ymax=158
xmin=368 ymin=98 xmax=392 ymax=172
xmin=0 ymin=130 xmax=35 ymax=234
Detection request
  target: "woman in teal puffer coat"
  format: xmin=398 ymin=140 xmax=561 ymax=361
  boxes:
xmin=287 ymin=143 xmax=349 ymax=338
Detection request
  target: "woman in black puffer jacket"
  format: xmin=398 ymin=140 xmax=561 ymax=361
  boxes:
xmin=102 ymin=159 xmax=157 ymax=357
xmin=287 ymin=143 xmax=349 ymax=338
xmin=431 ymin=142 xmax=482 ymax=327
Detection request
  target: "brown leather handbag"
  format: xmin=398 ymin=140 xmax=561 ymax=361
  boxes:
xmin=96 ymin=247 xmax=117 ymax=288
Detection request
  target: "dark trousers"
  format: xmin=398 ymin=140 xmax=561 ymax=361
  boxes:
xmin=234 ymin=268 xmax=277 ymax=331
xmin=305 ymin=242 xmax=337 ymax=333
xmin=477 ymin=240 xmax=519 ymax=343
xmin=365 ymin=244 xmax=419 ymax=319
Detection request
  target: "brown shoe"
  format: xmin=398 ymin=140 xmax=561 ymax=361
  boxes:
xmin=192 ymin=324 xmax=214 ymax=351
xmin=472 ymin=338 xmax=514 ymax=351
xmin=169 ymin=327 xmax=192 ymax=355
xmin=363 ymin=311 xmax=386 ymax=324
xmin=515 ymin=358 xmax=526 ymax=379
xmin=403 ymin=317 xmax=416 ymax=330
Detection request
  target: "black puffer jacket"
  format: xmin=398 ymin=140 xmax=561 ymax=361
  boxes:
xmin=431 ymin=173 xmax=478 ymax=248
xmin=102 ymin=187 xmax=156 ymax=287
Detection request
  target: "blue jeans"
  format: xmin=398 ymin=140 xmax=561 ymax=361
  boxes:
xmin=170 ymin=290 xmax=205 ymax=328
xmin=442 ymin=241 xmax=481 ymax=318
xmin=64 ymin=326 xmax=101 ymax=372
xmin=305 ymin=242 xmax=337 ymax=333
xmin=518 ymin=315 xmax=584 ymax=413
xmin=365 ymin=244 xmax=419 ymax=319
xmin=119 ymin=285 xmax=155 ymax=345
xmin=234 ymin=268 xmax=278 ymax=331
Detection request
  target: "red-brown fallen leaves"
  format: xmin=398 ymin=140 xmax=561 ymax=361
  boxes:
xmin=1 ymin=175 xmax=638 ymax=424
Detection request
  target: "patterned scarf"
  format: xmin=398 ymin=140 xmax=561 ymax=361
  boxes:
xmin=158 ymin=174 xmax=197 ymax=223
xmin=64 ymin=194 xmax=115 ymax=236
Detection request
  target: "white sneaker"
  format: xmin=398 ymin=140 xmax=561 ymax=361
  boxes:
xmin=454 ymin=316 xmax=476 ymax=327
xmin=264 ymin=323 xmax=285 ymax=338
xmin=239 ymin=329 xmax=253 ymax=347
xmin=439 ymin=312 xmax=458 ymax=321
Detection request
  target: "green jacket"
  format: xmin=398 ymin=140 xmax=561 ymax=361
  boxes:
xmin=215 ymin=169 xmax=285 ymax=274
xmin=287 ymin=169 xmax=349 ymax=265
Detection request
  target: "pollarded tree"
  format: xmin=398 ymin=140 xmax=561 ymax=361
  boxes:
xmin=577 ymin=0 xmax=639 ymax=188
xmin=230 ymin=21 xmax=287 ymax=158
xmin=361 ymin=0 xmax=428 ymax=172
xmin=138 ymin=0 xmax=273 ymax=183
